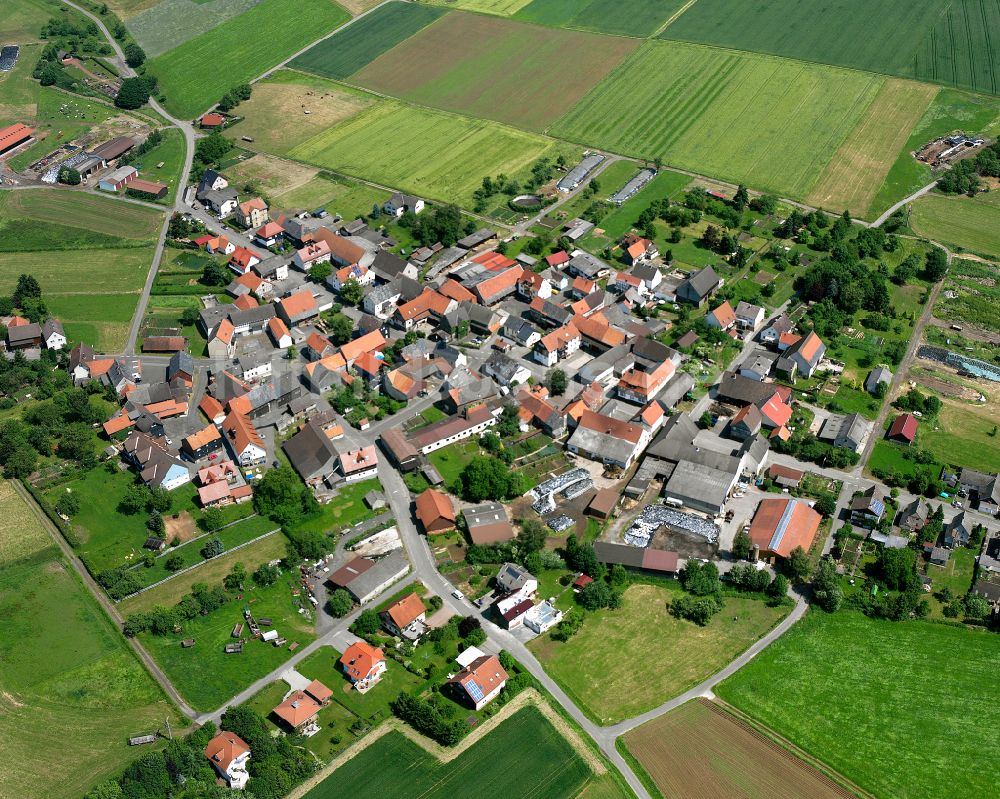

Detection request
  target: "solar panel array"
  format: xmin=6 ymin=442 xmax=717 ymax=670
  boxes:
xmin=0 ymin=46 xmax=19 ymax=72
xmin=466 ymin=680 xmax=484 ymax=702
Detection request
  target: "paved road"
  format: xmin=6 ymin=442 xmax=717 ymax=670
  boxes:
xmin=870 ymin=181 xmax=938 ymax=228
xmin=11 ymin=480 xmax=201 ymax=719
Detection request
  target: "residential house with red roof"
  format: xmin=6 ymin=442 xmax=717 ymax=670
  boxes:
xmin=381 ymin=593 xmax=427 ymax=640
xmin=339 ymin=445 xmax=378 ymax=481
xmin=204 ymin=731 xmax=250 ymax=790
xmin=472 ymin=265 xmax=523 ymax=305
xmin=228 ymin=246 xmax=261 ymax=275
xmin=340 ymin=328 xmax=386 ymax=368
xmin=448 ymin=654 xmax=508 ymax=710
xmin=706 ymin=300 xmax=737 ymax=331
xmin=235 ymin=197 xmax=268 ymax=229
xmin=533 ymin=323 xmax=580 ymax=367
xmin=267 ymin=317 xmax=291 ymax=349
xmin=293 ymin=239 xmax=331 ymax=271
xmin=887 ymin=413 xmax=918 ymax=445
xmin=392 ymin=288 xmax=454 ymax=330
xmin=516 ymin=270 xmax=552 ymax=302
xmin=617 ymin=359 xmax=675 ymax=405
xmin=779 ymin=330 xmax=826 ymax=378
xmin=221 ymin=412 xmax=266 ymax=467
xmin=205 ymin=234 xmax=235 ymax=256
xmin=272 ymin=680 xmax=332 ymax=731
xmin=545 ymin=251 xmax=570 ymax=268
xmin=232 ymin=294 xmax=258 ymax=311
xmin=414 ymin=488 xmax=456 ymax=534
xmin=622 ymin=236 xmax=657 ymax=266
xmin=339 ymin=642 xmax=386 ymax=692
xmin=277 ymin=289 xmax=319 ymax=326
xmin=255 ymin=221 xmax=285 ymax=248
xmin=328 ymin=263 xmax=374 ymax=292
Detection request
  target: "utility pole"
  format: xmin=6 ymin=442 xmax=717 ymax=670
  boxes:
xmin=165 ymin=717 xmax=173 ymax=740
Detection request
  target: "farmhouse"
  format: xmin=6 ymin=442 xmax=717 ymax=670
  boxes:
xmin=329 ymin=550 xmax=409 ymax=604
xmin=676 ymin=266 xmax=720 ymax=306
xmin=448 ymin=654 xmax=508 ymax=710
xmin=818 ymin=413 xmax=869 ymax=452
xmin=283 ymin=419 xmax=340 ymax=488
xmin=97 ymin=165 xmax=137 ymax=192
xmin=384 ymin=192 xmax=424 ymax=217
xmin=749 ymin=498 xmax=821 ymax=560
xmin=464 ymin=501 xmax=515 ymax=545
xmin=566 ymin=410 xmax=649 ymax=470
xmin=204 ymin=731 xmax=251 ymax=790
xmin=0 ymin=122 xmax=34 ymax=155
xmin=340 ymin=642 xmax=386 ymax=692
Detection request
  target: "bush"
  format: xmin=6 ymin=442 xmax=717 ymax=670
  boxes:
xmin=550 ymin=608 xmax=584 ymax=641
xmin=199 ymin=538 xmax=224 ymax=559
xmin=669 ymin=594 xmax=720 ymax=626
xmin=327 ymin=589 xmax=353 ymax=618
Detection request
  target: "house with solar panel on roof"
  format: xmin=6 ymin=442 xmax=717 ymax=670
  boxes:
xmin=447 ymin=654 xmax=508 ymax=710
xmin=850 ymin=486 xmax=886 ymax=529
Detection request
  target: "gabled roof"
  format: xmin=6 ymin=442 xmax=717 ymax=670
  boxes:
xmin=449 ymin=654 xmax=508 ymax=701
xmin=238 ymin=197 xmax=267 ymax=214
xmin=749 ymin=498 xmax=822 ymax=558
xmin=339 ymin=641 xmax=384 ymax=681
xmin=385 ymin=592 xmax=425 ymax=629
xmin=438 ymin=278 xmax=477 ymax=304
xmin=273 ymin=691 xmax=321 ymax=727
xmin=708 ymin=301 xmax=736 ymax=328
xmin=340 ymin=328 xmax=386 ymax=364
xmin=205 ymin=731 xmax=249 ymax=771
xmin=222 ymin=412 xmax=264 ymax=454
xmin=888 ymin=413 xmax=918 ymax=442
xmin=415 ymin=488 xmax=456 ymax=529
xmin=279 ymin=289 xmax=318 ymax=320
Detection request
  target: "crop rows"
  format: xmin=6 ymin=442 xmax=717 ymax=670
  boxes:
xmin=911 ymin=0 xmax=1000 ymax=95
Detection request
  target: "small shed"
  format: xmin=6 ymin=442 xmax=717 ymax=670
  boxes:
xmin=224 ymin=642 xmax=243 ymax=654
xmin=364 ymin=490 xmax=387 ymax=510
xmin=929 ymin=546 xmax=950 ymax=566
xmin=181 ymin=638 xmax=195 ymax=648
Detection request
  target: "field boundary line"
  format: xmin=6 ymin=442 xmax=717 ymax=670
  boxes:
xmin=705 ymin=698 xmax=875 ymax=799
xmin=652 ymin=0 xmax=700 ymax=37
xmin=117 ymin=527 xmax=281 ymax=601
xmin=284 ymin=689 xmax=601 ymax=799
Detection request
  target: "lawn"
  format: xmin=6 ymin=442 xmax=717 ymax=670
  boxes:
xmin=624 ymin=700 xmax=851 ymax=799
xmin=290 ymin=1 xmax=447 ymax=80
xmin=661 ymin=0 xmax=944 ymax=80
xmin=302 ymin=705 xmax=593 ymax=799
xmin=528 ymin=583 xmax=789 ymax=724
xmin=0 ymin=482 xmax=182 ymax=799
xmin=120 ymin=126 xmax=187 ymax=203
xmin=48 ymin=292 xmax=146 ymax=352
xmin=515 ymin=0 xmax=687 ymax=36
xmin=5 ymin=0 xmax=60 ymax=42
xmin=919 ymin=395 xmax=1000 ymax=473
xmin=138 ymin=571 xmax=317 ymax=711
xmin=806 ymin=79 xmax=937 ymax=217
xmin=926 ymin=546 xmax=976 ymax=599
xmin=717 ymin=610 xmax=1000 ymax=799
xmin=288 ymin=98 xmax=564 ymax=206
xmin=552 ymin=41 xmax=883 ymax=200
xmin=0 ymin=42 xmax=41 ymax=120
xmin=351 ymin=11 xmax=638 ymax=131
xmin=910 ymin=191 xmax=1000 ymax=260
xmin=588 ymin=169 xmax=693 ymax=244
xmin=286 ymin=477 xmax=382 ymax=537
xmin=426 ymin=439 xmax=480 ymax=488
xmin=272 ymin=172 xmax=388 ymax=219
xmin=298 ymin=645 xmax=424 ymax=722
xmin=118 ymin=532 xmax=290 ymax=614
xmin=149 ymin=0 xmax=352 ymax=119
xmin=229 ymin=71 xmax=375 ymax=156
xmin=127 ymin=0 xmax=260 ymax=56
xmin=0 ymin=189 xmax=163 ymax=239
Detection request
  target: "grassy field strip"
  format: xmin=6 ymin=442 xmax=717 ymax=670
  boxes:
xmin=624 ymin=700 xmax=855 ymax=799
xmin=349 ymin=11 xmax=639 ymax=131
xmin=0 ymin=189 xmax=163 ymax=239
xmin=423 ymin=0 xmax=533 ymax=15
xmin=126 ymin=0 xmax=260 ymax=56
xmin=288 ymin=98 xmax=565 ymax=206
xmin=0 ymin=480 xmax=183 ymax=799
xmin=651 ymin=0 xmax=699 ymax=36
xmin=806 ymin=79 xmax=939 ymax=216
xmin=289 ymin=1 xmax=447 ymax=81
xmin=717 ymin=611 xmax=1000 ymax=799
xmin=150 ymin=0 xmax=351 ymax=119
xmin=552 ymin=41 xmax=882 ymax=199
xmin=910 ymin=192 xmax=1000 ymax=260
xmin=513 ymin=0 xmax=689 ymax=37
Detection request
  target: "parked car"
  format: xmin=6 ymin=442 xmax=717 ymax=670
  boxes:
xmin=451 ymin=589 xmax=465 ymax=601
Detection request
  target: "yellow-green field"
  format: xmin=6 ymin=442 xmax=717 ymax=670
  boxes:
xmin=552 ymin=40 xmax=883 ymax=200
xmin=807 ymin=79 xmax=938 ymax=216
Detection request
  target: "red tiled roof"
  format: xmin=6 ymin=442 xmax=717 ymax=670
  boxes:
xmin=204 ymin=731 xmax=249 ymax=771
xmin=438 ymin=278 xmax=477 ymax=304
xmin=279 ymin=289 xmax=317 ymax=319
xmin=385 ymin=593 xmax=425 ymax=629
xmin=888 ymin=413 xmax=918 ymax=442
xmin=749 ymin=498 xmax=821 ymax=558
xmin=232 ymin=294 xmax=258 ymax=311
xmin=339 ymin=641 xmax=384 ymax=681
xmin=545 ymin=251 xmax=569 ymax=267
xmin=709 ymin=301 xmax=736 ymax=328
xmin=415 ymin=488 xmax=456 ymax=531
xmin=340 ymin=329 xmax=386 ymax=364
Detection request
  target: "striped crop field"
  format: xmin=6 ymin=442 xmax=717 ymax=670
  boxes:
xmin=288 ymin=99 xmax=565 ymax=205
xmin=806 ymin=79 xmax=939 ymax=217
xmin=290 ymin=1 xmax=447 ymax=81
xmin=910 ymin=0 xmax=1000 ymax=95
xmin=551 ymin=41 xmax=883 ymax=200
xmin=420 ymin=0 xmax=533 ymax=14
xmin=150 ymin=0 xmax=350 ymax=119
xmin=350 ymin=11 xmax=639 ymax=131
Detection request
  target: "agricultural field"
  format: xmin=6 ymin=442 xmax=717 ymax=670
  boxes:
xmin=351 ymin=12 xmax=638 ymax=131
xmin=137 ymin=568 xmax=317 ymax=711
xmin=528 ymin=583 xmax=788 ymax=724
xmin=126 ymin=0 xmax=260 ymax=57
xmin=0 ymin=190 xmax=163 ymax=239
xmin=806 ymin=79 xmax=938 ymax=217
xmin=661 ymin=0 xmax=943 ymax=80
xmin=290 ymin=1 xmax=447 ymax=81
xmin=910 ymin=191 xmax=1000 ymax=260
xmin=421 ymin=0 xmax=532 ymax=14
xmin=624 ymin=700 xmax=851 ymax=799
xmin=0 ymin=482 xmax=182 ymax=799
xmin=302 ymin=706 xmax=595 ymax=799
xmin=118 ymin=126 xmax=187 ymax=203
xmin=934 ymin=257 xmax=1000 ymax=333
xmin=910 ymin=0 xmax=1000 ymax=95
xmin=717 ymin=610 xmax=1000 ymax=799
xmin=5 ymin=0 xmax=60 ymax=43
xmin=231 ymin=71 xmax=375 ymax=155
xmin=870 ymin=88 xmax=1000 ymax=217
xmin=288 ymin=98 xmax=568 ymax=206
xmin=0 ymin=41 xmax=42 ymax=121
xmin=515 ymin=0 xmax=687 ymax=37
xmin=552 ymin=41 xmax=883 ymax=199
xmin=149 ymin=0 xmax=351 ymax=119
xmin=271 ymin=172 xmax=389 ymax=218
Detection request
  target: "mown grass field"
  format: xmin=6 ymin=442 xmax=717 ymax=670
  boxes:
xmin=870 ymin=88 xmax=1000 ymax=216
xmin=624 ymin=700 xmax=850 ymax=799
xmin=5 ymin=0 xmax=59 ymax=43
xmin=717 ymin=610 xmax=1000 ymax=799
xmin=291 ymin=1 xmax=446 ymax=80
xmin=919 ymin=393 xmax=1000 ymax=473
xmin=352 ymin=12 xmax=638 ymax=131
xmin=529 ymin=584 xmax=788 ymax=724
xmin=118 ymin=126 xmax=187 ymax=203
xmin=271 ymin=172 xmax=388 ymax=217
xmin=0 ymin=41 xmax=41 ymax=121
xmin=515 ymin=0 xmax=687 ymax=37
xmin=910 ymin=191 xmax=1000 ymax=259
xmin=911 ymin=0 xmax=1000 ymax=95
xmin=138 ymin=570 xmax=316 ymax=711
xmin=0 ymin=482 xmax=182 ymax=799
xmin=302 ymin=706 xmax=593 ymax=799
xmin=150 ymin=0 xmax=351 ymax=119
xmin=552 ymin=41 xmax=882 ymax=199
xmin=661 ymin=0 xmax=943 ymax=79
xmin=126 ymin=0 xmax=260 ymax=56
xmin=806 ymin=79 xmax=937 ymax=216
xmin=289 ymin=98 xmax=566 ymax=205
xmin=232 ymin=71 xmax=374 ymax=155
xmin=0 ymin=188 xmax=163 ymax=239
xmin=422 ymin=0 xmax=532 ymax=15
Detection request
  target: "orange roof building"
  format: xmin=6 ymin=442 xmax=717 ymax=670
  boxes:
xmin=0 ymin=123 xmax=34 ymax=155
xmin=340 ymin=328 xmax=386 ymax=366
xmin=204 ymin=731 xmax=250 ymax=789
xmin=414 ymin=488 xmax=456 ymax=534
xmin=383 ymin=592 xmax=426 ymax=637
xmin=706 ymin=301 xmax=736 ymax=330
xmin=277 ymin=289 xmax=318 ymax=325
xmin=272 ymin=691 xmax=322 ymax=730
xmin=749 ymin=498 xmax=822 ymax=559
xmin=448 ymin=654 xmax=508 ymax=710
xmin=232 ymin=293 xmax=258 ymax=311
xmin=339 ymin=642 xmax=386 ymax=691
